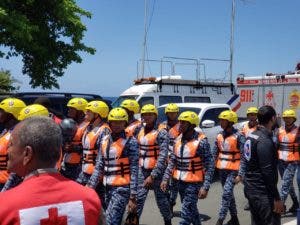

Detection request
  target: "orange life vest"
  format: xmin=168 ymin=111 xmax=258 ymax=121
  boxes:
xmin=138 ymin=128 xmax=160 ymax=169
xmin=278 ymin=126 xmax=299 ymax=162
xmin=82 ymin=123 xmax=110 ymax=175
xmin=64 ymin=120 xmax=90 ymax=164
xmin=0 ymin=131 xmax=11 ymax=184
xmin=172 ymin=133 xmax=206 ymax=182
xmin=158 ymin=122 xmax=181 ymax=146
xmin=125 ymin=120 xmax=141 ymax=137
xmin=101 ymin=135 xmax=130 ymax=186
xmin=216 ymin=133 xmax=240 ymax=171
xmin=241 ymin=122 xmax=257 ymax=138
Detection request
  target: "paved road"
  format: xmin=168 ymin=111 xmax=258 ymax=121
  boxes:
xmin=139 ymin=179 xmax=298 ymax=225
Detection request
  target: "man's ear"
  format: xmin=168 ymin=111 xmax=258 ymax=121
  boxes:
xmin=23 ymin=146 xmax=34 ymax=166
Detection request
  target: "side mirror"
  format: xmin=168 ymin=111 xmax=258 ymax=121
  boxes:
xmin=201 ymin=120 xmax=215 ymax=128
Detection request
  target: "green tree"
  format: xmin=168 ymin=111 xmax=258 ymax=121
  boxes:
xmin=0 ymin=69 xmax=20 ymax=92
xmin=0 ymin=0 xmax=95 ymax=89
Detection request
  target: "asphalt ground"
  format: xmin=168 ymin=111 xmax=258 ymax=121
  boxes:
xmin=138 ymin=178 xmax=298 ymax=225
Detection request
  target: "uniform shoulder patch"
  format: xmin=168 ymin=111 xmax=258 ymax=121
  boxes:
xmin=247 ymin=133 xmax=259 ymax=140
xmin=244 ymin=139 xmax=251 ymax=161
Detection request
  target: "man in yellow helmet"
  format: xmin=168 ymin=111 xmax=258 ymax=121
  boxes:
xmin=76 ymin=100 xmax=111 ymax=208
xmin=158 ymin=103 xmax=181 ymax=213
xmin=213 ymin=110 xmax=246 ymax=225
xmin=161 ymin=111 xmax=215 ymax=225
xmin=0 ymin=98 xmax=26 ymax=190
xmin=277 ymin=109 xmax=299 ymax=213
xmin=241 ymin=107 xmax=258 ymax=138
xmin=1 ymin=104 xmax=58 ymax=192
xmin=86 ymin=107 xmax=139 ymax=225
xmin=136 ymin=104 xmax=172 ymax=225
xmin=120 ymin=99 xmax=141 ymax=137
xmin=61 ymin=98 xmax=89 ymax=180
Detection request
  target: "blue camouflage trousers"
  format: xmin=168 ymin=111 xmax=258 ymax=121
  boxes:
xmin=137 ymin=168 xmax=172 ymax=221
xmin=278 ymin=160 xmax=298 ymax=203
xmin=105 ymin=185 xmax=130 ymax=225
xmin=170 ymin=177 xmax=179 ymax=206
xmin=176 ymin=180 xmax=201 ymax=225
xmin=218 ymin=170 xmax=238 ymax=220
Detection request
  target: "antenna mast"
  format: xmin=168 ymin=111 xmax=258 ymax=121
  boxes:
xmin=229 ymin=0 xmax=235 ymax=83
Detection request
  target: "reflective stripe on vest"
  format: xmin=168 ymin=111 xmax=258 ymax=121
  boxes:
xmin=125 ymin=120 xmax=141 ymax=137
xmin=82 ymin=123 xmax=110 ymax=175
xmin=0 ymin=131 xmax=11 ymax=183
xmin=138 ymin=128 xmax=159 ymax=169
xmin=64 ymin=120 xmax=89 ymax=164
xmin=101 ymin=135 xmax=130 ymax=186
xmin=242 ymin=123 xmax=257 ymax=138
xmin=173 ymin=133 xmax=205 ymax=182
xmin=216 ymin=133 xmax=240 ymax=170
xmin=278 ymin=126 xmax=299 ymax=161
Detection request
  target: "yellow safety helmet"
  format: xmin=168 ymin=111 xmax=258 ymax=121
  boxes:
xmin=232 ymin=111 xmax=238 ymax=124
xmin=67 ymin=98 xmax=88 ymax=111
xmin=18 ymin=104 xmax=49 ymax=121
xmin=218 ymin=110 xmax=237 ymax=124
xmin=246 ymin=107 xmax=258 ymax=115
xmin=120 ymin=99 xmax=140 ymax=114
xmin=0 ymin=98 xmax=26 ymax=119
xmin=282 ymin=109 xmax=297 ymax=119
xmin=108 ymin=107 xmax=128 ymax=122
xmin=165 ymin=103 xmax=179 ymax=114
xmin=141 ymin=104 xmax=158 ymax=115
xmin=86 ymin=101 xmax=109 ymax=118
xmin=178 ymin=111 xmax=199 ymax=126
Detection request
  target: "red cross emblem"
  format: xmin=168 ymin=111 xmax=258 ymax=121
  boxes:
xmin=40 ymin=207 xmax=68 ymax=225
xmin=266 ymin=90 xmax=273 ymax=101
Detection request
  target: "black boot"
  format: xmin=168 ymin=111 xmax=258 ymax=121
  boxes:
xmin=227 ymin=215 xmax=240 ymax=225
xmin=288 ymin=201 xmax=299 ymax=213
xmin=215 ymin=218 xmax=223 ymax=225
xmin=164 ymin=219 xmax=172 ymax=225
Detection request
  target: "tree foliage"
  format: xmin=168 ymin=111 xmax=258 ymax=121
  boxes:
xmin=0 ymin=0 xmax=95 ymax=89
xmin=0 ymin=69 xmax=20 ymax=92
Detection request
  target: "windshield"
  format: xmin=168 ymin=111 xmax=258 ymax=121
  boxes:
xmin=112 ymin=95 xmax=137 ymax=108
xmin=157 ymin=106 xmax=201 ymax=123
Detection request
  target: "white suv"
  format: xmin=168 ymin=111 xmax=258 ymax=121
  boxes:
xmin=158 ymin=103 xmax=231 ymax=147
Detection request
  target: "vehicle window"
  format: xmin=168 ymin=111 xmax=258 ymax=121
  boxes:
xmin=184 ymin=96 xmax=211 ymax=103
xmin=157 ymin=106 xmax=201 ymax=124
xmin=201 ymin=107 xmax=230 ymax=127
xmin=159 ymin=96 xmax=182 ymax=106
xmin=112 ymin=95 xmax=137 ymax=108
xmin=138 ymin=97 xmax=154 ymax=107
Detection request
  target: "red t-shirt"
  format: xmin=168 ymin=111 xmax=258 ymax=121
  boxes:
xmin=0 ymin=173 xmax=101 ymax=225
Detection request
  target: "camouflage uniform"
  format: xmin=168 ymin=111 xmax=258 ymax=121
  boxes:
xmin=278 ymin=160 xmax=298 ymax=204
xmin=136 ymin=126 xmax=172 ymax=223
xmin=163 ymin=131 xmax=215 ymax=225
xmin=212 ymin=128 xmax=246 ymax=221
xmin=87 ymin=132 xmax=139 ymax=225
xmin=158 ymin=120 xmax=181 ymax=207
xmin=76 ymin=122 xmax=110 ymax=209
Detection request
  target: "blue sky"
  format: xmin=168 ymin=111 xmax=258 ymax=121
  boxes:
xmin=1 ymin=0 xmax=300 ymax=97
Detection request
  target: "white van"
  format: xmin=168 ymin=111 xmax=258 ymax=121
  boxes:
xmin=112 ymin=75 xmax=236 ymax=108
